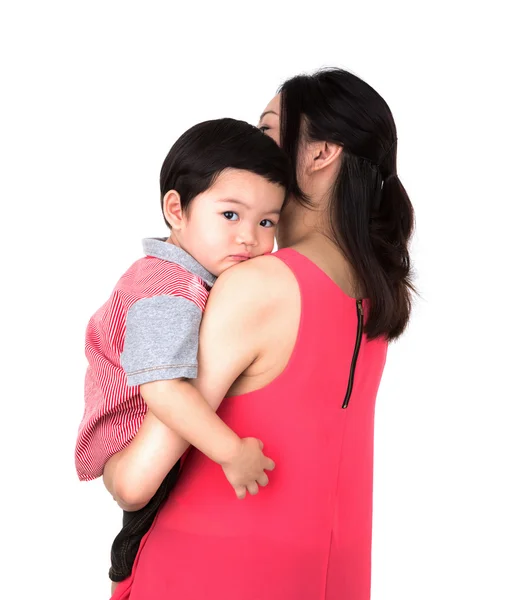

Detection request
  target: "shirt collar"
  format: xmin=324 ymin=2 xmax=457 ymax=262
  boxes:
xmin=142 ymin=238 xmax=217 ymax=287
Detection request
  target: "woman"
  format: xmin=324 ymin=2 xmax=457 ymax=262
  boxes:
xmin=108 ymin=67 xmax=414 ymax=600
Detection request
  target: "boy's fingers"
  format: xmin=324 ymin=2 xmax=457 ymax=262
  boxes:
xmin=257 ymin=472 xmax=269 ymax=487
xmin=235 ymin=485 xmax=247 ymax=500
xmin=247 ymin=482 xmax=259 ymax=496
xmin=264 ymin=458 xmax=276 ymax=471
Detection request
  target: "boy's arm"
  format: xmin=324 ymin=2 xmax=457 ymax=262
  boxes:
xmin=104 ymin=264 xmax=276 ymax=507
xmin=140 ymin=379 xmax=241 ymax=466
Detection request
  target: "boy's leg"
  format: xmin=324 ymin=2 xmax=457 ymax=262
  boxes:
xmin=107 ymin=410 xmax=184 ymax=585
xmin=109 ymin=461 xmax=180 ymax=582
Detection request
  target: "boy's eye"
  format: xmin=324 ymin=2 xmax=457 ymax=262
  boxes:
xmin=260 ymin=219 xmax=275 ymax=228
xmin=223 ymin=211 xmax=239 ymax=221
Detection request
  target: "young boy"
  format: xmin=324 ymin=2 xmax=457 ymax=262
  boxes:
xmin=75 ymin=118 xmax=291 ymax=586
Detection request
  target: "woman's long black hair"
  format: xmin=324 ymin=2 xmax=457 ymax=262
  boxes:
xmin=279 ymin=68 xmax=415 ymax=341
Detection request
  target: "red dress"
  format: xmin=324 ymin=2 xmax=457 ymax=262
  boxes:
xmin=113 ymin=248 xmax=388 ymax=600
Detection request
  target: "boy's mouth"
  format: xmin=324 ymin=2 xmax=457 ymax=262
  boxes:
xmin=228 ymin=254 xmax=252 ymax=261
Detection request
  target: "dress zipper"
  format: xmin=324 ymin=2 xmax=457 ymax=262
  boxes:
xmin=342 ymin=299 xmax=364 ymax=409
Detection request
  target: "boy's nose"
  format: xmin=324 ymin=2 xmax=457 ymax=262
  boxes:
xmin=236 ymin=227 xmax=258 ymax=247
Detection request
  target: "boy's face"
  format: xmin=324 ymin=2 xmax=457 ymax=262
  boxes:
xmin=171 ymin=168 xmax=285 ymax=276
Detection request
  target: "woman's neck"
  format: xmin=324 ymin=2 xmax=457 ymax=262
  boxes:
xmin=276 ymin=199 xmax=362 ymax=298
xmin=277 ymin=197 xmax=331 ymax=249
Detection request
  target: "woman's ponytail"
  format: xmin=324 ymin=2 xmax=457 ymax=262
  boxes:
xmin=366 ymin=170 xmax=415 ymax=340
xmin=328 ymin=149 xmax=415 ymax=341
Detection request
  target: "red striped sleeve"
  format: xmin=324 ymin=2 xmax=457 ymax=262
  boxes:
xmin=75 ymin=257 xmax=210 ymax=481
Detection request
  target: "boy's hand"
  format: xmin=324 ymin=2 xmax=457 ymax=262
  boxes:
xmin=221 ymin=437 xmax=275 ymax=499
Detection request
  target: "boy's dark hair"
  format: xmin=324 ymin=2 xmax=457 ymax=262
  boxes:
xmin=160 ymin=118 xmax=291 ymax=227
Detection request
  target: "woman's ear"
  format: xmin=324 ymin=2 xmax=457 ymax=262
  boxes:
xmin=162 ymin=190 xmax=184 ymax=229
xmin=309 ymin=141 xmax=343 ymax=173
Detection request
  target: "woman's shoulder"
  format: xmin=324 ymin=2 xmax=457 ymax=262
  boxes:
xmin=206 ymin=253 xmax=298 ymax=320
xmin=216 ymin=253 xmax=295 ymax=296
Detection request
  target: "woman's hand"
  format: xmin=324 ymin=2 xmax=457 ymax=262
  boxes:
xmin=220 ymin=437 xmax=275 ymax=499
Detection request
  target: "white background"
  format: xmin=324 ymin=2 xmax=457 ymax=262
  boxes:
xmin=1 ymin=1 xmax=507 ymax=598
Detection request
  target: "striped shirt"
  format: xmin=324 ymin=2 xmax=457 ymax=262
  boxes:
xmin=75 ymin=238 xmax=216 ymax=481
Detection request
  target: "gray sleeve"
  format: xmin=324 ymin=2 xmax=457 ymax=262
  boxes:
xmin=120 ymin=295 xmax=203 ymax=386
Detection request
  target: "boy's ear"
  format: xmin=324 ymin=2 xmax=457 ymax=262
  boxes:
xmin=163 ymin=190 xmax=184 ymax=229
